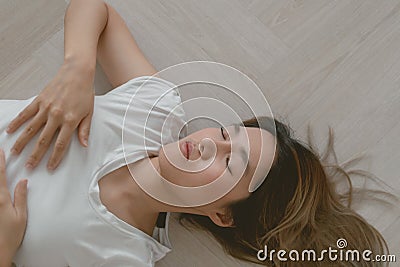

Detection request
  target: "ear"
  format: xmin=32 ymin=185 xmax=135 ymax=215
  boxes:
xmin=208 ymin=209 xmax=235 ymax=228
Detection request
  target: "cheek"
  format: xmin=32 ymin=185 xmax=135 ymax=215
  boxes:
xmin=192 ymin=160 xmax=228 ymax=186
xmin=196 ymin=165 xmax=223 ymax=184
xmin=159 ymin=147 xmax=227 ymax=187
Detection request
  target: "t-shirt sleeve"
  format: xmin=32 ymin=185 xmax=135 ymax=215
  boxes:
xmin=100 ymin=74 xmax=186 ymax=154
xmin=105 ymin=75 xmax=182 ymax=111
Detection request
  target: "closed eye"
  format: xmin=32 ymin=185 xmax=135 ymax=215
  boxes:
xmin=220 ymin=126 xmax=226 ymax=140
xmin=220 ymin=127 xmax=231 ymax=173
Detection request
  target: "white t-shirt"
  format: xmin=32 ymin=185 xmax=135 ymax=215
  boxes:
xmin=0 ymin=76 xmax=187 ymax=267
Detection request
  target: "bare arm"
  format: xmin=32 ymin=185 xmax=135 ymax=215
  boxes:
xmin=96 ymin=3 xmax=157 ymax=88
xmin=65 ymin=0 xmax=158 ymax=83
xmin=7 ymin=0 xmax=156 ymax=170
xmin=66 ymin=0 xmax=157 ymax=87
xmin=63 ymin=0 xmax=108 ymax=72
xmin=6 ymin=0 xmax=109 ymax=170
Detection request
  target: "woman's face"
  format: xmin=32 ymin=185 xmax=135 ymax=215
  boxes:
xmin=157 ymin=124 xmax=276 ymax=208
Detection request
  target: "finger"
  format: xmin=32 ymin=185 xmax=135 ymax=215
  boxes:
xmin=7 ymin=101 xmax=39 ymax=134
xmin=10 ymin=112 xmax=46 ymax=155
xmin=47 ymin=125 xmax=75 ymax=170
xmin=78 ymin=113 xmax=92 ymax=147
xmin=0 ymin=149 xmax=7 ymax=188
xmin=14 ymin=179 xmax=28 ymax=220
xmin=25 ymin=117 xmax=59 ymax=169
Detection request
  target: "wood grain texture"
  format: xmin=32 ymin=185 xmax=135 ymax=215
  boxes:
xmin=1 ymin=0 xmax=399 ymax=266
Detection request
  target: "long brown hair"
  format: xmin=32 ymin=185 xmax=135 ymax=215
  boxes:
xmin=179 ymin=116 xmax=393 ymax=266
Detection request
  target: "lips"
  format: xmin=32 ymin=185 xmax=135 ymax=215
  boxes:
xmin=187 ymin=142 xmax=193 ymax=159
xmin=180 ymin=141 xmax=193 ymax=159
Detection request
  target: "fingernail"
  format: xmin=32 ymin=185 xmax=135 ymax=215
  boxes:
xmin=25 ymin=162 xmax=33 ymax=170
xmin=6 ymin=127 xmax=10 ymax=133
xmin=83 ymin=138 xmax=88 ymax=147
xmin=10 ymin=148 xmax=17 ymax=155
xmin=23 ymin=179 xmax=28 ymax=188
xmin=48 ymin=163 xmax=54 ymax=170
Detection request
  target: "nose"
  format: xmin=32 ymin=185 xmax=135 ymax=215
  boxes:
xmin=198 ymin=137 xmax=230 ymax=160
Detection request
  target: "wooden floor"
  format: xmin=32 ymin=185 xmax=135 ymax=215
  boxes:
xmin=1 ymin=0 xmax=399 ymax=266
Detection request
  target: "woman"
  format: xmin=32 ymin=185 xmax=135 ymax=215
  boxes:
xmin=0 ymin=0 xmax=390 ymax=266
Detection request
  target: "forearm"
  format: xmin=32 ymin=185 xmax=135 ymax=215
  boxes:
xmin=63 ymin=0 xmax=108 ymax=74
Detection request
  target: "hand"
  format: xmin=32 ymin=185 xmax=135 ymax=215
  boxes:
xmin=0 ymin=149 xmax=28 ymax=266
xmin=6 ymin=61 xmax=95 ymax=170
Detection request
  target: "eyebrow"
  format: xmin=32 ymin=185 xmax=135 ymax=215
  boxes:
xmin=233 ymin=124 xmax=250 ymax=177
